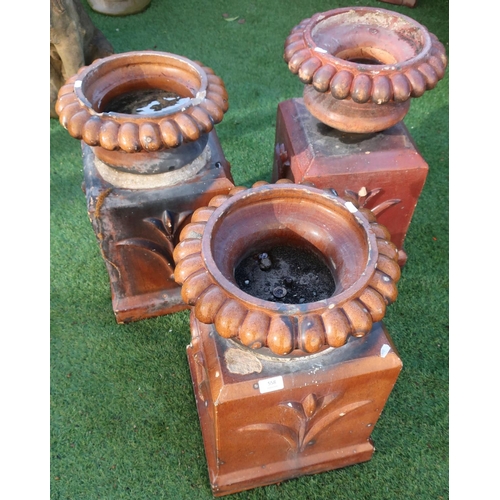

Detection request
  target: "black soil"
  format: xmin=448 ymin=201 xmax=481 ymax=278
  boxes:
xmin=234 ymin=245 xmax=336 ymax=304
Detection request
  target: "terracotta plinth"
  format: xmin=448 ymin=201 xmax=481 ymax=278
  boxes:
xmin=82 ymin=134 xmax=233 ymax=323
xmin=173 ymin=182 xmax=402 ymax=494
xmin=55 ymin=51 xmax=234 ymax=322
xmin=272 ymin=98 xmax=428 ymax=264
xmin=187 ymin=315 xmax=402 ymax=497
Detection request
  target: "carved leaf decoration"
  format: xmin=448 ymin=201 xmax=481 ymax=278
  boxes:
xmin=344 ymin=187 xmax=400 ymax=216
xmin=344 ymin=187 xmax=382 ymax=208
xmin=162 ymin=210 xmax=174 ymax=238
xmin=238 ymin=392 xmax=371 ymax=453
xmin=282 ymin=401 xmax=306 ymax=418
xmin=277 ymin=143 xmax=289 ymax=163
xmin=302 ymin=393 xmax=318 ymax=418
xmin=236 ymin=392 xmax=330 ymax=452
xmin=116 ymin=237 xmax=175 ymax=278
xmin=371 ymin=198 xmax=401 ymax=217
xmin=143 ymin=218 xmax=173 ymax=262
xmin=275 ymin=143 xmax=291 ymax=179
xmin=283 ymin=392 xmax=337 ymax=419
xmin=161 ymin=210 xmax=192 ymax=241
xmin=360 ymin=187 xmax=382 ymax=206
xmin=319 ymin=393 xmax=337 ymax=409
xmin=144 ymin=210 xmax=192 ymax=250
xmin=302 ymin=399 xmax=372 ymax=450
xmin=282 ymin=393 xmax=336 ymax=417
xmin=344 ymin=188 xmax=361 ymax=207
xmin=144 ymin=216 xmax=168 ymax=238
xmin=237 ymin=423 xmax=299 ymax=451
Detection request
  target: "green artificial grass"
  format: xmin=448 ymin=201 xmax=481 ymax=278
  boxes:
xmin=50 ymin=1 xmax=449 ymax=498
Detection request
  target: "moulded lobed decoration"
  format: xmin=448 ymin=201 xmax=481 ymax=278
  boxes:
xmin=173 ymin=180 xmax=401 ymax=356
xmin=55 ymin=51 xmax=229 ymax=156
xmin=283 ymin=6 xmax=447 ymax=133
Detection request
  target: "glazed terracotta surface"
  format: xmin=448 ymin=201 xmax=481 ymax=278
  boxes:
xmin=83 ymin=136 xmax=234 ymax=323
xmin=56 ymin=51 xmax=229 ymax=164
xmin=173 ymin=181 xmax=401 ymax=356
xmin=272 ymin=97 xmax=429 ymax=262
xmin=283 ymin=7 xmax=447 ymax=132
xmin=55 ymin=51 xmax=235 ymax=323
xmin=188 ymin=316 xmax=402 ymax=496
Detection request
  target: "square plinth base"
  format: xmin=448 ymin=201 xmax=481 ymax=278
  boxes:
xmin=272 ymin=98 xmax=429 ymax=260
xmin=82 ymin=130 xmax=234 ymax=323
xmin=187 ymin=314 xmax=402 ymax=496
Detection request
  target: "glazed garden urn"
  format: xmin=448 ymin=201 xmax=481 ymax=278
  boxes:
xmin=172 ymin=180 xmax=403 ymax=495
xmin=55 ymin=51 xmax=235 ymax=322
xmin=273 ymin=6 xmax=448 ymax=265
xmin=283 ymin=6 xmax=447 ymax=133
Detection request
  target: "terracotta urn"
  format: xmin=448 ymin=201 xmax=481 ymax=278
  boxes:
xmin=56 ymin=51 xmax=229 ymax=178
xmin=173 ymin=180 xmax=401 ymax=356
xmin=283 ymin=6 xmax=447 ymax=133
xmin=54 ymin=51 xmax=235 ymax=322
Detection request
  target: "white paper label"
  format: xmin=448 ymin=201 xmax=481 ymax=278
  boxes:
xmin=258 ymin=376 xmax=284 ymax=394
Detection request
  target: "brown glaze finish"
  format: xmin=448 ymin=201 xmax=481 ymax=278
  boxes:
xmin=56 ymin=51 xmax=229 ymax=166
xmin=283 ymin=7 xmax=447 ymax=133
xmin=187 ymin=313 xmax=402 ymax=496
xmin=83 ymin=134 xmax=234 ymax=323
xmin=272 ymin=98 xmax=429 ymax=264
xmin=173 ymin=181 xmax=400 ymax=355
xmin=56 ymin=51 xmax=234 ymax=322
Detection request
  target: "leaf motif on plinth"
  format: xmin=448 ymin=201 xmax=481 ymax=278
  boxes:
xmin=238 ymin=391 xmax=372 ymax=453
xmin=344 ymin=187 xmax=400 ymax=216
xmin=117 ymin=209 xmax=191 ymax=280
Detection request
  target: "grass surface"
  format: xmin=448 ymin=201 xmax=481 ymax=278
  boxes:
xmin=50 ymin=1 xmax=449 ymax=498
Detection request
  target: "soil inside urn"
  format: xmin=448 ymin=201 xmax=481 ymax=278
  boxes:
xmin=104 ymin=89 xmax=191 ymax=114
xmin=234 ymin=245 xmax=336 ymax=304
xmin=347 ymin=57 xmax=382 ymax=64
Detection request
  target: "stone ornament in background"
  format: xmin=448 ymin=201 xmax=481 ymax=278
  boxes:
xmin=50 ymin=0 xmax=114 ymax=118
xmin=284 ymin=6 xmax=447 ymax=133
xmin=87 ymin=0 xmax=151 ymax=16
xmin=173 ymin=180 xmax=401 ymax=356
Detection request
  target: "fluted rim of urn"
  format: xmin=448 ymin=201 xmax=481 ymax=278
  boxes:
xmin=284 ymin=7 xmax=447 ymax=104
xmin=173 ymin=180 xmax=401 ymax=356
xmin=55 ymin=51 xmax=229 ymax=153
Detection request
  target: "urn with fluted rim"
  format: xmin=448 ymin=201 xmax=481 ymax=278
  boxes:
xmin=173 ymin=180 xmax=401 ymax=356
xmin=283 ymin=6 xmax=447 ymax=133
